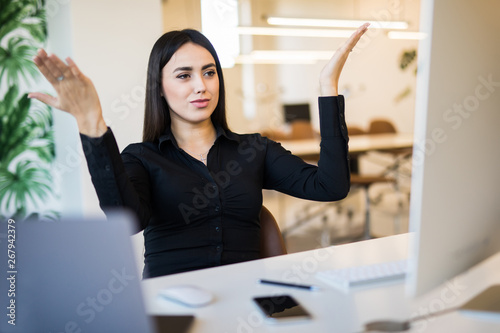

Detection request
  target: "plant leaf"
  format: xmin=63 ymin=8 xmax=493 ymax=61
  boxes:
xmin=399 ymin=49 xmax=417 ymax=71
xmin=0 ymin=36 xmax=40 ymax=86
xmin=0 ymin=159 xmax=53 ymax=218
xmin=0 ymin=0 xmax=47 ymax=42
xmin=0 ymin=86 xmax=33 ymax=165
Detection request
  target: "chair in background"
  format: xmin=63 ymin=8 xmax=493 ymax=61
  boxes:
xmin=260 ymin=206 xmax=287 ymax=258
xmin=367 ymin=118 xmax=413 ymax=163
xmin=347 ymin=126 xmax=396 ymax=240
xmin=368 ymin=119 xmax=397 ymax=134
xmin=368 ymin=119 xmax=413 ymax=161
xmin=366 ymin=119 xmax=412 ymax=234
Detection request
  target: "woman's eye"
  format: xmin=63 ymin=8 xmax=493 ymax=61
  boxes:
xmin=177 ymin=74 xmax=190 ymax=79
xmin=204 ymin=70 xmax=216 ymax=77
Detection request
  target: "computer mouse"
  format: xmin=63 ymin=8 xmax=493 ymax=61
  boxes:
xmin=158 ymin=285 xmax=214 ymax=308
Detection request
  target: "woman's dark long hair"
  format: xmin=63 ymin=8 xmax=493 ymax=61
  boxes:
xmin=143 ymin=29 xmax=229 ymax=142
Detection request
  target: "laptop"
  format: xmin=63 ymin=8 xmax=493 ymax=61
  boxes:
xmin=0 ymin=211 xmax=194 ymax=333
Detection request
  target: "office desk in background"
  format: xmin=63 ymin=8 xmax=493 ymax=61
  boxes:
xmin=141 ymin=234 xmax=500 ymax=333
xmin=278 ymin=132 xmax=414 ymax=161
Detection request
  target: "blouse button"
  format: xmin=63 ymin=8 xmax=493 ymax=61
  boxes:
xmin=215 ymin=226 xmax=220 ymax=232
xmin=215 ymin=205 xmax=220 ymax=212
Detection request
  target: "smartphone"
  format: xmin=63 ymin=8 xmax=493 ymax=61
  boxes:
xmin=253 ymin=295 xmax=312 ymax=323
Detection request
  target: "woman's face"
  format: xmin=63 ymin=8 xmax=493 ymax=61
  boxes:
xmin=161 ymin=42 xmax=220 ymax=126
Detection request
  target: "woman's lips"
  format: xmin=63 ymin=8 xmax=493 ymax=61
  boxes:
xmin=191 ymin=99 xmax=210 ymax=108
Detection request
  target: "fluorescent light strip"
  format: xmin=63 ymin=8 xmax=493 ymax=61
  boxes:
xmin=267 ymin=17 xmax=409 ymax=30
xmin=388 ymin=31 xmax=426 ymax=40
xmin=235 ymin=50 xmax=333 ymax=65
xmin=235 ymin=55 xmax=316 ymax=65
xmin=237 ymin=26 xmax=354 ymax=38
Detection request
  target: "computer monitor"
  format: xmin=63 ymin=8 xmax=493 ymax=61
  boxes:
xmin=283 ymin=103 xmax=311 ymax=123
xmin=406 ymin=0 xmax=500 ymax=297
xmin=0 ymin=211 xmax=194 ymax=333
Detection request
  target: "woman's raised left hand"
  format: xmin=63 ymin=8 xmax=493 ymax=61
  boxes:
xmin=319 ymin=23 xmax=370 ymax=96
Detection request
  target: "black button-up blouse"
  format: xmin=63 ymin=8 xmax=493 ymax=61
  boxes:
xmin=80 ymin=96 xmax=350 ymax=278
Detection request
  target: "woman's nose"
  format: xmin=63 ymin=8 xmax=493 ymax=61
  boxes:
xmin=193 ymin=76 xmax=206 ymax=94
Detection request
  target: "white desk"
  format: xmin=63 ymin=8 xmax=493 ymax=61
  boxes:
xmin=141 ymin=234 xmax=500 ymax=332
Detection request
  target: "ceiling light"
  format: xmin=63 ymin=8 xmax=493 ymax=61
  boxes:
xmin=237 ymin=26 xmax=355 ymax=38
xmin=388 ymin=31 xmax=426 ymax=40
xmin=267 ymin=17 xmax=408 ymax=30
xmin=235 ymin=50 xmax=333 ymax=65
xmin=235 ymin=55 xmax=316 ymax=65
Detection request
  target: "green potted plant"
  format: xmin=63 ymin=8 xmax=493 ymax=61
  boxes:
xmin=0 ymin=0 xmax=58 ymax=221
xmin=394 ymin=49 xmax=418 ymax=103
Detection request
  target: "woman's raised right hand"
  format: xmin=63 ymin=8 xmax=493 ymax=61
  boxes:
xmin=29 ymin=49 xmax=108 ymax=137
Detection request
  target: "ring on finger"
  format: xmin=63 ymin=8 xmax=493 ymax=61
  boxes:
xmin=57 ymin=75 xmax=64 ymax=81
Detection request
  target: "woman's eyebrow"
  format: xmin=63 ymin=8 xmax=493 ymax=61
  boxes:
xmin=173 ymin=66 xmax=192 ymax=72
xmin=202 ymin=63 xmax=216 ymax=70
xmin=173 ymin=63 xmax=216 ymax=73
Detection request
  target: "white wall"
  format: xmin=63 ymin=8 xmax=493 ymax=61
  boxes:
xmin=47 ymin=0 xmax=82 ymax=217
xmin=73 ymin=0 xmax=163 ymax=216
xmin=49 ymin=0 xmax=163 ymax=217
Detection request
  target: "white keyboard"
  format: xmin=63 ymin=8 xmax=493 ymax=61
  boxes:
xmin=315 ymin=259 xmax=408 ymax=292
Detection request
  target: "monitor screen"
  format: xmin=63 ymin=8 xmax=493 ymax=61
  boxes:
xmin=283 ymin=103 xmax=311 ymax=123
xmin=406 ymin=0 xmax=500 ymax=297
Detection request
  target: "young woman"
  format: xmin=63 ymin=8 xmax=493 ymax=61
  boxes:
xmin=30 ymin=24 xmax=369 ymax=278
